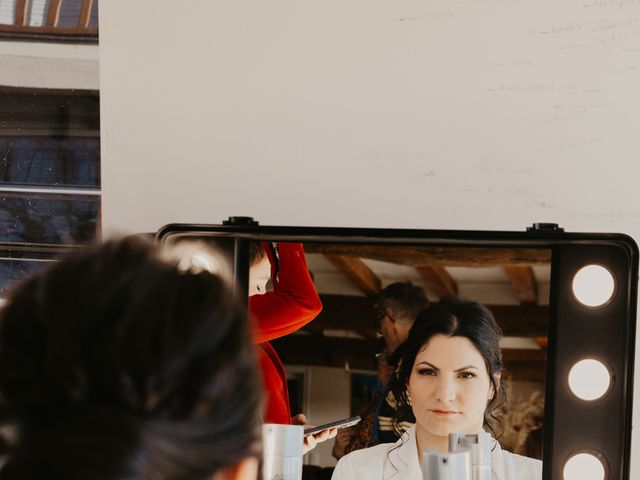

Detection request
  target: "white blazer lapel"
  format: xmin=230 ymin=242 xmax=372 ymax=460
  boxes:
xmin=489 ymin=438 xmax=506 ymax=480
xmin=382 ymin=429 xmax=513 ymax=480
xmin=385 ymin=428 xmax=422 ymax=480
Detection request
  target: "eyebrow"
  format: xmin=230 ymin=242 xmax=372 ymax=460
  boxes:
xmin=416 ymin=361 xmax=479 ymax=373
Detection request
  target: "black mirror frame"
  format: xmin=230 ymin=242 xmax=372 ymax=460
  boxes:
xmin=157 ymin=221 xmax=638 ymax=480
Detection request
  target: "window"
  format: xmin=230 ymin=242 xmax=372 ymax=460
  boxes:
xmin=0 ymin=0 xmax=98 ymax=42
xmin=0 ymin=86 xmax=100 ymax=297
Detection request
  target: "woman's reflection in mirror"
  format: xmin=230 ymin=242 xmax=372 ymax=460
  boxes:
xmin=332 ymin=299 xmax=542 ymax=480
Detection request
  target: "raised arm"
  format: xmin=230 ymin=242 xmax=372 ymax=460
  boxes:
xmin=250 ymin=242 xmax=322 ymax=344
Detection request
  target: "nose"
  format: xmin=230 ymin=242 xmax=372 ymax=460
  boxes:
xmin=435 ymin=375 xmax=457 ymax=403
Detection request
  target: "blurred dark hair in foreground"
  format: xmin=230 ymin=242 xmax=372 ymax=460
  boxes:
xmin=0 ymin=236 xmax=261 ymax=480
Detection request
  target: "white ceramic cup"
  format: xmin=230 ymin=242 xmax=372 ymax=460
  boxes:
xmin=262 ymin=424 xmax=304 ymax=480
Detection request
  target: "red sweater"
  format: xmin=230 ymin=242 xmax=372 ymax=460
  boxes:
xmin=249 ymin=243 xmax=322 ymax=424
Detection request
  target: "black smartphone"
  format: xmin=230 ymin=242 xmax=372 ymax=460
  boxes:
xmin=303 ymin=415 xmax=361 ymax=436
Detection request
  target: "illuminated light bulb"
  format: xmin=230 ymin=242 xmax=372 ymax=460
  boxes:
xmin=572 ymin=265 xmax=615 ymax=307
xmin=563 ymin=453 xmax=605 ymax=480
xmin=568 ymin=359 xmax=611 ymax=401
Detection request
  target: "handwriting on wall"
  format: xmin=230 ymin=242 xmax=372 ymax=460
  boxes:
xmin=102 ymin=0 xmax=640 ymax=233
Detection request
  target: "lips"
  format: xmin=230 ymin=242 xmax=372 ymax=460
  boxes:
xmin=429 ymin=409 xmax=459 ymax=416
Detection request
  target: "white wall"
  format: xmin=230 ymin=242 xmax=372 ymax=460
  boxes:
xmin=99 ymin=0 xmax=640 ymax=236
xmin=99 ymin=0 xmax=640 ymax=474
xmin=0 ymin=41 xmax=98 ymax=89
xmin=288 ymin=366 xmax=352 ymax=468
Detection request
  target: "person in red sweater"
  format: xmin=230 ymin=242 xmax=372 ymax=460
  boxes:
xmin=249 ymin=242 xmax=337 ymax=451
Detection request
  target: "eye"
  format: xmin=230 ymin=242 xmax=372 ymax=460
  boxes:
xmin=458 ymin=371 xmax=476 ymax=379
xmin=417 ymin=368 xmax=437 ymax=376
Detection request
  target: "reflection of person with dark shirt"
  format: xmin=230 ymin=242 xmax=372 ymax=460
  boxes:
xmin=373 ymin=282 xmax=429 ymax=444
xmin=332 ymin=340 xmax=394 ymax=459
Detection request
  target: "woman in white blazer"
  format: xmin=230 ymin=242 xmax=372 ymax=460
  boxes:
xmin=332 ymin=299 xmax=542 ymax=480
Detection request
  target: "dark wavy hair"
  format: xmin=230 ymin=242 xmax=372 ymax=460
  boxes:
xmin=393 ymin=299 xmax=506 ymax=438
xmin=249 ymin=242 xmax=266 ymax=266
xmin=0 ymin=236 xmax=261 ymax=480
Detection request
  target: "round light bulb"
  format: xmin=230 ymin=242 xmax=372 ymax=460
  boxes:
xmin=568 ymin=359 xmax=611 ymax=401
xmin=563 ymin=453 xmax=605 ymax=480
xmin=572 ymin=265 xmax=615 ymax=307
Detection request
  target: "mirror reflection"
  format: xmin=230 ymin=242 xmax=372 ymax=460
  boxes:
xmin=168 ymin=235 xmax=550 ymax=479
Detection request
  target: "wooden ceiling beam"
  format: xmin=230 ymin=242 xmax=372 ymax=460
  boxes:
xmin=309 ymin=295 xmax=549 ymax=338
xmin=534 ymin=336 xmax=548 ymax=349
xmin=272 ymin=335 xmax=379 ymax=371
xmin=505 ymin=266 xmax=538 ymax=304
xmin=303 ymin=321 xmax=376 ymax=342
xmin=272 ymin=335 xmax=546 ymax=382
xmin=306 ymin=244 xmax=550 ymax=267
xmin=309 ymin=293 xmax=378 ymax=340
xmin=325 ymin=254 xmax=381 ymax=296
xmin=484 ymin=304 xmax=548 ymax=337
xmin=502 ymin=348 xmax=546 ymax=362
xmin=503 ymin=362 xmax=546 ymax=383
xmin=416 ymin=265 xmax=458 ymax=299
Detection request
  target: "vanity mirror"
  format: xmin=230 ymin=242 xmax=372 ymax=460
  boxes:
xmin=158 ymin=219 xmax=638 ymax=480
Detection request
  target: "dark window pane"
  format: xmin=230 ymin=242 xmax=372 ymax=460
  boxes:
xmin=0 ymin=137 xmax=100 ymax=188
xmin=351 ymin=373 xmax=379 ymax=416
xmin=58 ymin=0 xmax=82 ymax=28
xmin=0 ymin=258 xmax=52 ymax=296
xmin=0 ymin=193 xmax=99 ymax=244
xmin=0 ymin=88 xmax=100 ymax=133
xmin=90 ymin=0 xmax=98 ymax=28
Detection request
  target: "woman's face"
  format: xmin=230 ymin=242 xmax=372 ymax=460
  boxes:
xmin=248 ymin=255 xmax=270 ymax=296
xmin=407 ymin=334 xmax=496 ymax=441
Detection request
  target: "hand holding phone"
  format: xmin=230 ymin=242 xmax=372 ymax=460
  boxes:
xmin=303 ymin=415 xmax=361 ymax=436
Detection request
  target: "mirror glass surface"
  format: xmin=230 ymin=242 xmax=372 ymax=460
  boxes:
xmin=163 ymin=233 xmax=550 ymax=468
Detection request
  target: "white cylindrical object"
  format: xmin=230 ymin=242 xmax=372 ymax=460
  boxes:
xmin=449 ymin=432 xmax=492 ymax=480
xmin=262 ymin=424 xmax=304 ymax=480
xmin=422 ymin=449 xmax=472 ymax=480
